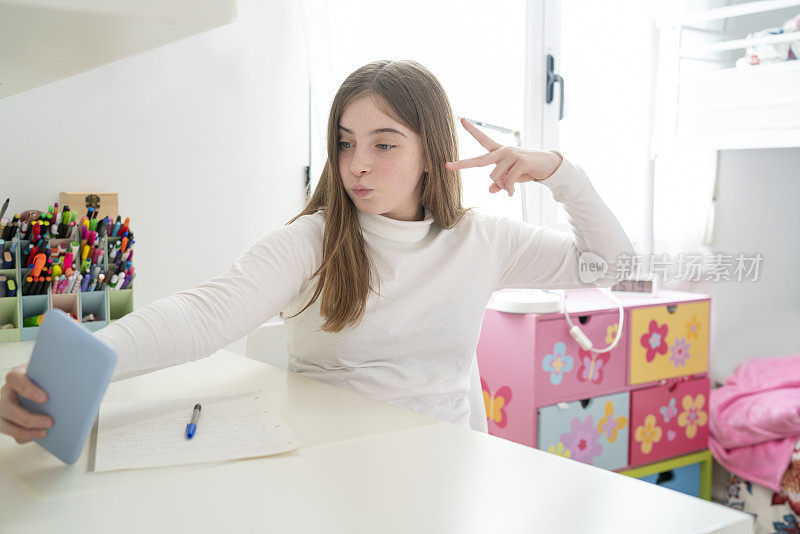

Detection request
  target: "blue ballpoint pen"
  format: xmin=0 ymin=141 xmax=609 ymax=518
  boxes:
xmin=185 ymin=403 xmax=201 ymax=439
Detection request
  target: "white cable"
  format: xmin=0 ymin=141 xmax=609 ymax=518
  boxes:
xmin=561 ymin=287 xmax=625 ymax=354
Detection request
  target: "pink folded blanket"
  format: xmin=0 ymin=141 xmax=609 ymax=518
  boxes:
xmin=709 ymin=354 xmax=800 ymax=492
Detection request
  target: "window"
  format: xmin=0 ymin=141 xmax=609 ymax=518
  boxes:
xmin=302 ymin=0 xmax=527 ymax=221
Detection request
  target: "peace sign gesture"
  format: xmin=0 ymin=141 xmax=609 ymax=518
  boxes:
xmin=444 ymin=117 xmax=563 ymax=197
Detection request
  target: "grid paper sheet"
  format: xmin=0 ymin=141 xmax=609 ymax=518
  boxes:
xmin=94 ymin=390 xmax=301 ymax=472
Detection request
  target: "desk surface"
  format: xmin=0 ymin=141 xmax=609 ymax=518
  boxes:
xmin=0 ymin=346 xmax=752 ymax=534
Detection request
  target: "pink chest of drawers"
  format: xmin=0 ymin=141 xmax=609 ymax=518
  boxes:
xmin=477 ymin=289 xmax=713 ymax=497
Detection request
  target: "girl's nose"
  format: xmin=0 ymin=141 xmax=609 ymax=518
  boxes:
xmin=350 ymin=149 xmax=371 ymax=175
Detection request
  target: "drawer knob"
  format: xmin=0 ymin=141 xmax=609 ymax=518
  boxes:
xmin=666 ymin=305 xmax=677 ymax=314
xmin=656 ymin=470 xmax=675 ymax=484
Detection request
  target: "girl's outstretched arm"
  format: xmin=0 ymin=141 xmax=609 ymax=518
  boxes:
xmin=95 ymin=214 xmax=324 ymax=382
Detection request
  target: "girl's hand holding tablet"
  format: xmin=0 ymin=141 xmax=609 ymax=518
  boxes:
xmin=0 ymin=364 xmax=54 ymax=444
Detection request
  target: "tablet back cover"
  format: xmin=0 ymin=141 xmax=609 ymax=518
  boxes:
xmin=18 ymin=309 xmax=118 ymax=464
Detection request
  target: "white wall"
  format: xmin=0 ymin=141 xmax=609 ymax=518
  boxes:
xmin=663 ymin=147 xmax=800 ymax=383
xmin=0 ymin=0 xmax=310 ymax=354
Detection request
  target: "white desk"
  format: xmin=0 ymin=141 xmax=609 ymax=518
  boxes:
xmin=0 ymin=340 xmax=38 ymax=373
xmin=0 ymin=347 xmax=753 ymax=533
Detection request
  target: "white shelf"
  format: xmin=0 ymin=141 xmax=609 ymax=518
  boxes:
xmin=664 ymin=0 xmax=800 ymax=25
xmin=675 ymin=60 xmax=800 ymax=149
xmin=679 ymin=60 xmax=800 ymax=107
xmin=674 ymin=128 xmax=800 ymax=150
xmin=681 ymin=30 xmax=800 ymax=56
xmin=0 ymin=0 xmax=237 ymax=99
xmin=656 ymin=2 xmax=800 ymax=151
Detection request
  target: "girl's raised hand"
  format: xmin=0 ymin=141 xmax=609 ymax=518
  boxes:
xmin=444 ymin=117 xmax=563 ymax=197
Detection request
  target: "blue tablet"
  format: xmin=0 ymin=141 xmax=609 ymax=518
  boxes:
xmin=18 ymin=308 xmax=118 ymax=465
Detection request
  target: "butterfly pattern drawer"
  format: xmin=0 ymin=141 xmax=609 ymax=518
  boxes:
xmin=538 ymin=391 xmax=629 ymax=470
xmin=629 ymin=300 xmax=709 ymax=385
xmin=534 ymin=311 xmax=628 ymax=405
xmin=478 ymin=309 xmax=537 ymax=448
xmin=629 ymin=377 xmax=710 ymax=466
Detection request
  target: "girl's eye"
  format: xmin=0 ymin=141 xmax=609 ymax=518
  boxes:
xmin=338 ymin=141 xmax=396 ymax=151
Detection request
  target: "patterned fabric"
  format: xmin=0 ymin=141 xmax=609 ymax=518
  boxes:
xmin=719 ymin=439 xmax=800 ymax=534
xmin=772 ymin=441 xmax=800 ymax=516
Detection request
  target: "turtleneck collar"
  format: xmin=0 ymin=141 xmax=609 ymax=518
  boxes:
xmin=357 ymin=206 xmax=434 ymax=243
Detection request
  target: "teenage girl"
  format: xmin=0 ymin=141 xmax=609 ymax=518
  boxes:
xmin=0 ymin=59 xmax=634 ymax=442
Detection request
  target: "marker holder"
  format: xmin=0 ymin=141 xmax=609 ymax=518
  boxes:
xmin=79 ymin=291 xmax=108 ymax=332
xmin=106 ymin=237 xmax=133 ymax=290
xmin=0 ymin=234 xmax=135 ymax=345
xmin=109 ymin=289 xmax=134 ymax=322
xmin=0 ymin=290 xmax=20 ymax=343
xmin=0 ymin=262 xmax=19 ymax=341
xmin=105 ymin=235 xmax=134 ymax=323
xmin=0 ymin=240 xmax=20 ymax=332
xmin=1 ymin=240 xmax=15 ymax=269
xmin=51 ymin=293 xmax=79 ymax=321
xmin=21 ymin=294 xmax=50 ymax=341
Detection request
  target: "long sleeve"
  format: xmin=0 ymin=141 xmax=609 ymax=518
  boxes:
xmin=478 ymin=150 xmax=635 ymax=292
xmin=95 ymin=212 xmax=324 ymax=382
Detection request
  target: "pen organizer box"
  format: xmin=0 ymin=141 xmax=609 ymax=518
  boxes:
xmin=0 ymin=240 xmax=19 ymax=342
xmin=476 ymin=289 xmax=712 ymax=499
xmin=0 ymin=237 xmax=135 ymax=345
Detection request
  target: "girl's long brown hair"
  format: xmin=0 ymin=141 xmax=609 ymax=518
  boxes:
xmin=281 ymin=59 xmax=473 ymax=332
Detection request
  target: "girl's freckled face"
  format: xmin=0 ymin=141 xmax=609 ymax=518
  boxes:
xmin=338 ymin=95 xmax=427 ymax=221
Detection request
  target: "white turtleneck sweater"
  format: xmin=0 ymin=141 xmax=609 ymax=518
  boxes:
xmin=95 ymin=152 xmax=634 ymax=429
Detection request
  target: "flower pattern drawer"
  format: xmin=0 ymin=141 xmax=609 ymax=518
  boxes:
xmin=629 ymin=377 xmax=710 ymax=466
xmin=477 ymin=289 xmax=711 ymax=472
xmin=638 ymin=461 xmax=701 ymax=498
xmin=534 ymin=312 xmax=628 ymax=405
xmin=629 ymin=300 xmax=709 ymax=385
xmin=538 ymin=391 xmax=629 ymax=470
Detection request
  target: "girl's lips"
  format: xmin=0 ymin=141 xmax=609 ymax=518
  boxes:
xmin=353 ymin=188 xmax=373 ymax=198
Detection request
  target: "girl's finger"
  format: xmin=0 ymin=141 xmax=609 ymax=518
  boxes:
xmin=488 ymin=182 xmax=503 ymax=194
xmin=490 ymin=155 xmax=515 ymax=190
xmin=0 ymin=417 xmax=48 ymax=443
xmin=458 ymin=117 xmax=502 ymax=152
xmin=505 ymin=161 xmax=525 ymax=197
xmin=445 ymin=150 xmax=501 ymax=171
xmin=5 ymin=370 xmax=47 ymax=404
xmin=0 ymin=395 xmax=53 ymax=430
